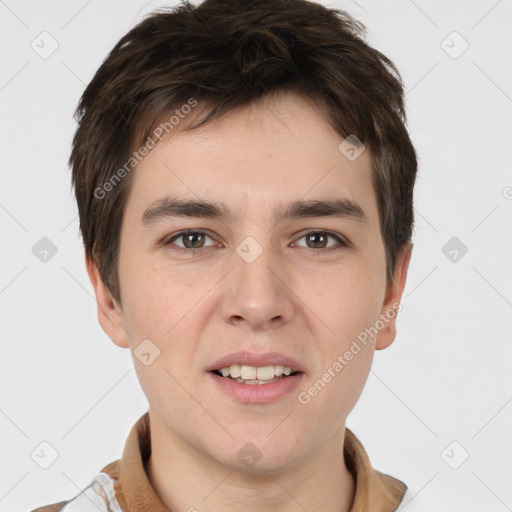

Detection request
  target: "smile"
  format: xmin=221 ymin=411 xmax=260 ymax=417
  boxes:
xmin=213 ymin=364 xmax=298 ymax=384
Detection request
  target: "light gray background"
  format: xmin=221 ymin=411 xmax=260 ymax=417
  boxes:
xmin=1 ymin=0 xmax=511 ymax=510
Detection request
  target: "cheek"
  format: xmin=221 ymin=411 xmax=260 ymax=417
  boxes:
xmin=119 ymin=259 xmax=212 ymax=384
xmin=301 ymin=334 xmax=375 ymax=427
xmin=120 ymin=257 xmax=192 ymax=337
xmin=300 ymin=265 xmax=382 ymax=409
xmin=312 ymin=263 xmax=384 ymax=342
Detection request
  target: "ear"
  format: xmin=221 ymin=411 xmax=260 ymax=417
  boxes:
xmin=85 ymin=255 xmax=130 ymax=349
xmin=375 ymin=243 xmax=413 ymax=350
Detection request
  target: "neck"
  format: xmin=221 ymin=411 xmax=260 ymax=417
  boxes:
xmin=146 ymin=412 xmax=356 ymax=512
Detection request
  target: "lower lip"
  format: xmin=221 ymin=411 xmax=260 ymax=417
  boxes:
xmin=208 ymin=372 xmax=305 ymax=404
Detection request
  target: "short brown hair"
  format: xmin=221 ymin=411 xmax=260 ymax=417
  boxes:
xmin=71 ymin=0 xmax=418 ymax=305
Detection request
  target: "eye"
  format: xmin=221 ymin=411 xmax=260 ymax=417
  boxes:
xmin=293 ymin=230 xmax=348 ymax=252
xmin=164 ymin=230 xmax=218 ymax=253
xmin=164 ymin=229 xmax=349 ymax=255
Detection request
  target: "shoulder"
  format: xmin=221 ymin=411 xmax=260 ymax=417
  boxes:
xmin=28 ymin=470 xmax=123 ymax=512
xmin=30 ymin=502 xmax=68 ymax=512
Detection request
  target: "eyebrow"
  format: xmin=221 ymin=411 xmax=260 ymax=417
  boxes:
xmin=141 ymin=196 xmax=369 ymax=226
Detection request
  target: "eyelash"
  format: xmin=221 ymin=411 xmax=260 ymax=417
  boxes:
xmin=164 ymin=229 xmax=348 ymax=255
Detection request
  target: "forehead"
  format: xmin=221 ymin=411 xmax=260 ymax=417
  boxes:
xmin=124 ymin=92 xmax=377 ymax=226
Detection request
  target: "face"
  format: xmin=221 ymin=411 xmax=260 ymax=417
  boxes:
xmin=88 ymin=91 xmax=411 ymax=474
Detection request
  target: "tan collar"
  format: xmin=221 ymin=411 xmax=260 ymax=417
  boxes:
xmin=101 ymin=412 xmax=407 ymax=512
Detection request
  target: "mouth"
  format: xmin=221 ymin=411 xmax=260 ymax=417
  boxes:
xmin=208 ymin=365 xmax=305 ymax=404
xmin=206 ymin=352 xmax=306 ymax=402
xmin=210 ymin=365 xmax=302 ymax=385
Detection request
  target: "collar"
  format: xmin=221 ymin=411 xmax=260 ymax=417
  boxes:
xmin=101 ymin=412 xmax=407 ymax=512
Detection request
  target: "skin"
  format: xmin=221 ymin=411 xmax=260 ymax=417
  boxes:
xmin=87 ymin=91 xmax=412 ymax=512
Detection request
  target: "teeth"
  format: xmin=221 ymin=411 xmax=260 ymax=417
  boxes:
xmin=234 ymin=378 xmax=281 ymax=385
xmin=218 ymin=364 xmax=295 ymax=381
xmin=256 ymin=366 xmax=275 ymax=380
xmin=240 ymin=365 xmax=257 ymax=380
xmin=230 ymin=364 xmax=241 ymax=378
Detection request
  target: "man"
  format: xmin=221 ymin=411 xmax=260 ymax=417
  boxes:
xmin=33 ymin=0 xmax=418 ymax=510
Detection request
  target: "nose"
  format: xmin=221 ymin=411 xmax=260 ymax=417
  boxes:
xmin=219 ymin=242 xmax=295 ymax=330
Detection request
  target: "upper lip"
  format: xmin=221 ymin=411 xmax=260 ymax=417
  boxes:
xmin=207 ymin=351 xmax=305 ymax=373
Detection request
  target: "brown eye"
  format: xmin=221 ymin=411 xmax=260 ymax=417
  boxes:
xmin=305 ymin=232 xmax=329 ymax=249
xmin=181 ymin=232 xmax=206 ymax=249
xmin=294 ymin=230 xmax=348 ymax=251
xmin=165 ymin=230 xmax=217 ymax=252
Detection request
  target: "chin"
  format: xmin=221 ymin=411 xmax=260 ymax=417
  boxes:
xmin=207 ymin=438 xmax=303 ymax=476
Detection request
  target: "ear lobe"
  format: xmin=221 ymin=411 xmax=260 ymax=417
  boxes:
xmin=85 ymin=255 xmax=130 ymax=349
xmin=375 ymin=243 xmax=413 ymax=351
